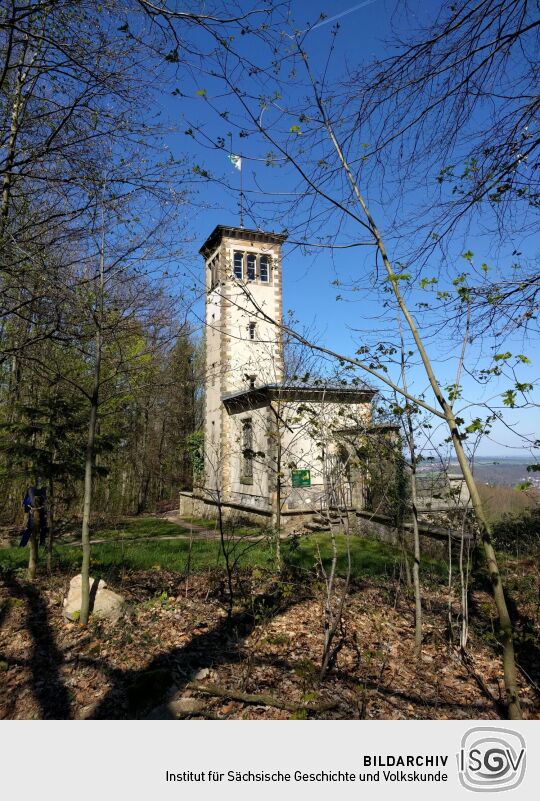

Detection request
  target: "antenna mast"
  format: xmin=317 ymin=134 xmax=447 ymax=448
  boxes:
xmin=239 ymin=153 xmax=244 ymax=228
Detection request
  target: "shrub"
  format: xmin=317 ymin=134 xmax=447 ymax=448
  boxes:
xmin=492 ymin=507 xmax=540 ymax=554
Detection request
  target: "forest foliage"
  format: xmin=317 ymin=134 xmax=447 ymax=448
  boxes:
xmin=0 ymin=1 xmax=207 ymax=527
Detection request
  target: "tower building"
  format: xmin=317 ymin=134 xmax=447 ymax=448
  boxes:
xmin=176 ymin=222 xmax=469 ymax=536
xmin=201 ymin=225 xmax=287 ymax=505
xmin=190 ymin=224 xmax=376 ymax=525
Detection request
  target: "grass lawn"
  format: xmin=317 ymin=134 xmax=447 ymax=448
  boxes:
xmin=180 ymin=516 xmax=217 ymax=528
xmin=92 ymin=517 xmax=264 ymax=541
xmin=178 ymin=517 xmax=267 ymax=538
xmin=0 ymin=537 xmax=269 ymax=575
xmin=287 ymin=533 xmax=447 ymax=583
xmin=0 ymin=517 xmax=447 ymax=584
xmin=91 ymin=517 xmax=191 ymax=540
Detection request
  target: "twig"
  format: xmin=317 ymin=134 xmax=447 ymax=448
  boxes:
xmin=186 ymin=681 xmax=339 ymax=713
xmin=460 ymin=648 xmax=506 ymax=716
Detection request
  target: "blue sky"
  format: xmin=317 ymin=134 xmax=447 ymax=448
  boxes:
xmin=153 ymin=0 xmax=539 ymax=459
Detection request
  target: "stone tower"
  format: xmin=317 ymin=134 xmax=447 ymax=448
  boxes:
xmin=199 ymin=225 xmax=288 ymax=496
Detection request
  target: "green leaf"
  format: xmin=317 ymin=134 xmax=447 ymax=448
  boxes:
xmin=465 ymin=418 xmax=483 ymax=434
xmin=387 ymin=272 xmax=412 ymax=283
xmin=502 ymin=390 xmax=517 ymax=407
xmin=419 ymin=276 xmax=438 ymax=289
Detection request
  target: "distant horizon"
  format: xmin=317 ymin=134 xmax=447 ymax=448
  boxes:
xmin=451 ymin=454 xmax=537 ymax=461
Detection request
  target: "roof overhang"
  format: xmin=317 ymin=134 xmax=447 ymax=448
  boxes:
xmin=200 ymin=225 xmax=288 ymax=257
xmin=334 ymin=424 xmax=399 ymax=436
xmin=222 ymin=383 xmax=377 ymax=415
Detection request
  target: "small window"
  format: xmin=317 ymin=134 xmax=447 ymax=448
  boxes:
xmin=248 ymin=322 xmax=256 ymax=340
xmin=208 ymin=255 xmax=220 ymax=288
xmin=234 ymin=252 xmax=243 ymax=279
xmin=242 ymin=419 xmax=253 ymax=479
xmin=247 ymin=253 xmax=256 ymax=280
xmin=259 ymin=255 xmax=269 ymax=282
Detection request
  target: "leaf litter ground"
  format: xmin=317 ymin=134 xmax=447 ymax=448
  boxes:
xmin=0 ymin=562 xmax=538 ymax=720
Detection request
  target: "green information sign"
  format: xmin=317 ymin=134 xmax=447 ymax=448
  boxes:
xmin=291 ymin=469 xmax=311 ymax=488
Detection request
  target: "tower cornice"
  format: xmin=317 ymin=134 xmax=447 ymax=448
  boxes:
xmin=199 ymin=225 xmax=288 ymax=257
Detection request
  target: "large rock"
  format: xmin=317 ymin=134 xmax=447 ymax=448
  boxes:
xmin=63 ymin=574 xmax=125 ymax=623
xmin=147 ymin=698 xmax=206 ymax=720
xmin=68 ymin=573 xmax=107 ymax=592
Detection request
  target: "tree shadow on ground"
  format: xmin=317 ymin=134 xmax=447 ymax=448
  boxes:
xmin=503 ymin=590 xmax=540 ymax=699
xmin=247 ymin=651 xmax=499 ymax=719
xmin=88 ymin=580 xmax=309 ymax=719
xmin=3 ymin=574 xmax=72 ymax=719
xmin=468 ymin=572 xmax=540 ymax=710
xmin=0 ymin=598 xmax=10 ymax=630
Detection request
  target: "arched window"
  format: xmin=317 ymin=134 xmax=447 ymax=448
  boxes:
xmin=233 ymin=252 xmax=243 ymax=279
xmin=259 ymin=255 xmax=270 ymax=282
xmin=247 ymin=253 xmax=256 ymax=280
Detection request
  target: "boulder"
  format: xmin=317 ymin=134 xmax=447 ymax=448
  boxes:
xmin=147 ymin=698 xmax=206 ymax=720
xmin=63 ymin=573 xmax=125 ymax=623
xmin=68 ymin=573 xmax=107 ymax=592
xmin=193 ymin=667 xmax=210 ymax=681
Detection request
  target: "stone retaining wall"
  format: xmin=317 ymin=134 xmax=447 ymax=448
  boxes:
xmin=179 ymin=490 xmax=474 ymax=558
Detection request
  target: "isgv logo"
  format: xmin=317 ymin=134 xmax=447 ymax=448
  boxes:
xmin=458 ymin=727 xmax=526 ymax=792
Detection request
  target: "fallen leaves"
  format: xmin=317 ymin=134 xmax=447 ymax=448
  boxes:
xmin=0 ymin=565 xmax=538 ymax=720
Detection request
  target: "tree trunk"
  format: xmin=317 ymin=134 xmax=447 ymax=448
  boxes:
xmin=80 ymin=217 xmax=104 ymax=625
xmin=217 ymin=491 xmax=234 ymax=621
xmin=27 ymin=504 xmax=39 ymax=581
xmin=0 ymin=42 xmax=26 ymax=234
xmin=80 ymin=379 xmax=99 ymax=625
xmin=46 ymin=478 xmax=54 ymax=573
xmin=447 ymin=417 xmax=521 ymax=718
xmin=397 ymin=323 xmax=422 ymax=653
xmin=410 ymin=461 xmax=422 ymax=656
xmin=269 ymin=402 xmax=283 ymax=570
xmin=271 ymin=441 xmax=282 ymax=571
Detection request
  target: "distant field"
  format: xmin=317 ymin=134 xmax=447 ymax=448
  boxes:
xmin=477 ymin=482 xmax=539 ymax=523
xmin=453 ymin=457 xmax=540 ymax=489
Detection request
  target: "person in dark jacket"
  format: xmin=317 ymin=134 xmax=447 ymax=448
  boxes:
xmin=20 ymin=486 xmax=47 ymax=547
